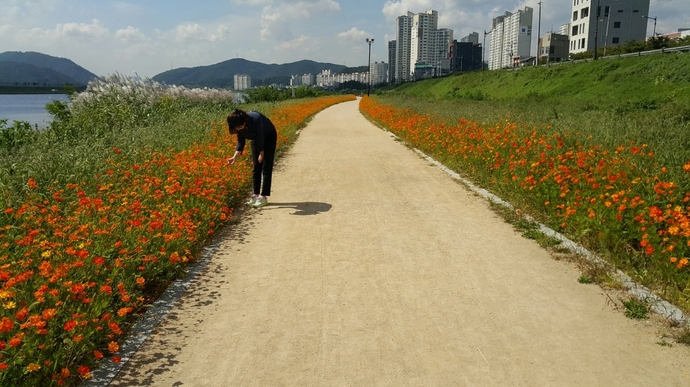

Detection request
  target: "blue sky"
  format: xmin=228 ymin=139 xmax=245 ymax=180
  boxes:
xmin=0 ymin=0 xmax=687 ymax=78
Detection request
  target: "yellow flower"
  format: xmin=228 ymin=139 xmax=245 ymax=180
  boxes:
xmin=41 ymin=250 xmax=52 ymax=258
xmin=3 ymin=301 xmax=16 ymax=310
xmin=27 ymin=363 xmax=41 ymax=372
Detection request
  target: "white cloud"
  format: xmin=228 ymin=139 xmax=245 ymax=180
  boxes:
xmin=338 ymin=27 xmax=369 ymax=40
xmin=259 ymin=0 xmax=340 ymax=41
xmin=276 ymin=35 xmax=314 ymax=50
xmin=56 ymin=19 xmax=109 ymax=39
xmin=115 ymin=26 xmax=147 ymax=43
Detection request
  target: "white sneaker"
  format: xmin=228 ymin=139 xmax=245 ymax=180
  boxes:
xmin=246 ymin=194 xmax=258 ymax=205
xmin=252 ymin=196 xmax=268 ymax=208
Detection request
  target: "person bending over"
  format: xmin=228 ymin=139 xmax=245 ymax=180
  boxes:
xmin=226 ymin=108 xmax=277 ymax=208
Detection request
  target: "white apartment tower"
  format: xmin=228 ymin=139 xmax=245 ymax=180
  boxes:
xmin=395 ymin=12 xmax=413 ymax=82
xmin=569 ymin=0 xmax=650 ymax=55
xmin=489 ymin=7 xmax=533 ymax=70
xmin=233 ymin=74 xmax=251 ymax=90
xmin=394 ymin=10 xmax=453 ymax=82
xmin=410 ymin=11 xmax=438 ymax=69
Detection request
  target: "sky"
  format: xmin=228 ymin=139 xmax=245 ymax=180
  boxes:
xmin=1 ymin=0 xmax=688 ymax=78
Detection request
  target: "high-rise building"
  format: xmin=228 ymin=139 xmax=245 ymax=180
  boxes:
xmin=410 ymin=10 xmax=437 ymax=69
xmin=388 ymin=40 xmax=397 ymax=84
xmin=569 ymin=0 xmax=650 ymax=55
xmin=395 ymin=12 xmax=413 ymax=82
xmin=488 ymin=7 xmax=533 ymax=70
xmin=393 ymin=10 xmax=454 ymax=82
xmin=234 ymin=74 xmax=251 ymax=90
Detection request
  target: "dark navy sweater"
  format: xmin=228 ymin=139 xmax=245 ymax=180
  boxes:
xmin=235 ymin=111 xmax=277 ymax=153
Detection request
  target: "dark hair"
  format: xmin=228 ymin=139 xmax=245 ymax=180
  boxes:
xmin=227 ymin=109 xmax=249 ymax=134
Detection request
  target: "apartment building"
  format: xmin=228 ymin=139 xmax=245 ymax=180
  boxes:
xmin=370 ymin=61 xmax=388 ymax=86
xmin=489 ymin=7 xmax=533 ymax=70
xmin=233 ymin=74 xmax=251 ymax=90
xmin=569 ymin=0 xmax=650 ymax=54
xmin=393 ymin=9 xmax=453 ymax=82
xmin=388 ymin=40 xmax=397 ymax=84
xmin=395 ymin=12 xmax=413 ymax=82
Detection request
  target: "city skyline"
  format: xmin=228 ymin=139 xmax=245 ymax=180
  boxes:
xmin=1 ymin=0 xmax=686 ymax=78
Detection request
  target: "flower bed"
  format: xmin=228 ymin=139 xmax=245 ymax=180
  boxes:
xmin=0 ymin=92 xmax=354 ymax=386
xmin=360 ymin=96 xmax=690 ymax=314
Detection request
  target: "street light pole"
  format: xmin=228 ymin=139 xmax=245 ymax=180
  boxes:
xmin=643 ymin=15 xmax=657 ymax=38
xmin=366 ymin=38 xmax=374 ymax=96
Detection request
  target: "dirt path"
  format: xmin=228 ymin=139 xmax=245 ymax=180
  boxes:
xmin=109 ymin=99 xmax=690 ymax=386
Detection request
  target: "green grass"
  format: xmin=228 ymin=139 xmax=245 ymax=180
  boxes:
xmin=379 ymin=54 xmax=690 ymax=173
xmin=622 ymin=297 xmax=649 ymax=319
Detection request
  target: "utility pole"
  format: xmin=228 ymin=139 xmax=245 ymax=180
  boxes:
xmin=536 ymin=1 xmax=542 ymax=66
xmin=366 ymin=38 xmax=374 ymax=96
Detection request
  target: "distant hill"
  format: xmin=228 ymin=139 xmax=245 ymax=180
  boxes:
xmin=152 ymin=58 xmax=349 ymax=88
xmin=0 ymin=51 xmax=97 ymax=86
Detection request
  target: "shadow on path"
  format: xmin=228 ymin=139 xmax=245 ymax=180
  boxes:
xmin=263 ymin=202 xmax=332 ymax=216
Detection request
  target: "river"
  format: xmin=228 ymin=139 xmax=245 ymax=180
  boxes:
xmin=0 ymin=94 xmax=70 ymax=128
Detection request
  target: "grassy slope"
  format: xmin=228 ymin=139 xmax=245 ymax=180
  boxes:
xmin=391 ymin=54 xmax=690 ymax=107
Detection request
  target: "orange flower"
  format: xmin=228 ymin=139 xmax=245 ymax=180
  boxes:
xmin=136 ymin=276 xmax=145 ymax=286
xmin=94 ymin=350 xmax=104 ymax=360
xmin=670 ymin=257 xmax=678 ymax=263
xmin=678 ymin=258 xmax=689 ymax=269
xmin=77 ymin=365 xmax=91 ymax=378
xmin=108 ymin=341 xmax=119 ymax=353
xmin=27 ymin=178 xmax=38 ymax=189
xmin=0 ymin=317 xmax=14 ymax=333
xmin=63 ymin=320 xmax=77 ymax=332
xmin=26 ymin=363 xmax=41 ymax=372
xmin=9 ymin=337 xmax=21 ymax=347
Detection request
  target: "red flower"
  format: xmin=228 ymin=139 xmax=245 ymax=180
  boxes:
xmin=9 ymin=337 xmax=21 ymax=347
xmin=0 ymin=318 xmax=14 ymax=333
xmin=77 ymin=365 xmax=91 ymax=378
xmin=63 ymin=320 xmax=77 ymax=332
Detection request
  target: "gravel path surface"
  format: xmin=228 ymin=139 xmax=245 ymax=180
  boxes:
xmin=109 ymin=99 xmax=690 ymax=387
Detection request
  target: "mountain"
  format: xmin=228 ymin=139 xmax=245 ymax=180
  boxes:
xmin=152 ymin=58 xmax=348 ymax=88
xmin=0 ymin=51 xmax=97 ymax=86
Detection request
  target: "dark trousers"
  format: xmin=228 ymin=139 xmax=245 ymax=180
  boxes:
xmin=251 ymin=132 xmax=277 ymax=196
